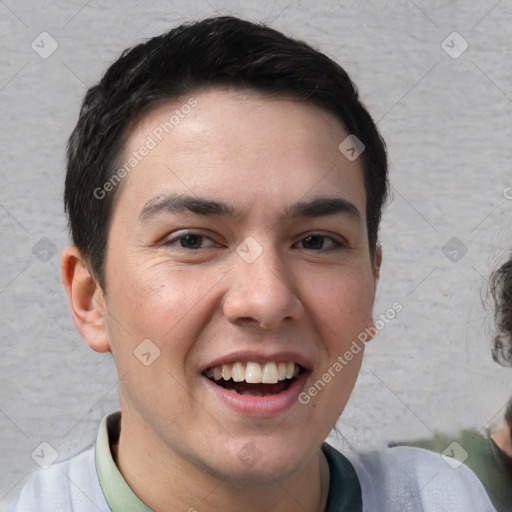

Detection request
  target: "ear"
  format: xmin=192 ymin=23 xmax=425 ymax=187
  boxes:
xmin=61 ymin=246 xmax=111 ymax=353
xmin=373 ymin=244 xmax=382 ymax=282
xmin=364 ymin=244 xmax=383 ymax=343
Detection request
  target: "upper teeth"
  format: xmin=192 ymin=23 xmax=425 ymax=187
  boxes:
xmin=205 ymin=362 xmax=300 ymax=384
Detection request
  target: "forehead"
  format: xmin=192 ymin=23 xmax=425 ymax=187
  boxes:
xmin=113 ymin=88 xmax=367 ymax=222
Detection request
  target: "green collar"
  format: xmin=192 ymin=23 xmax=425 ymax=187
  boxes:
xmin=95 ymin=412 xmax=152 ymax=512
xmin=95 ymin=412 xmax=361 ymax=512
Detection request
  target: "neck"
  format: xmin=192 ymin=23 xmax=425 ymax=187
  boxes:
xmin=491 ymin=420 xmax=512 ymax=458
xmin=112 ymin=417 xmax=330 ymax=512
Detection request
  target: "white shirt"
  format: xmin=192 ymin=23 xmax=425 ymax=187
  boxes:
xmin=5 ymin=412 xmax=497 ymax=512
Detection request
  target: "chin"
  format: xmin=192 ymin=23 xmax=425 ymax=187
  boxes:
xmin=214 ymin=440 xmax=314 ymax=487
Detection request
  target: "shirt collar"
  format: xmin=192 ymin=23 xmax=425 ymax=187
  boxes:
xmin=94 ymin=411 xmax=361 ymax=512
xmin=95 ymin=411 xmax=152 ymax=512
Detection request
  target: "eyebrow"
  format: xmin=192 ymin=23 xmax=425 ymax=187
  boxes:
xmin=138 ymin=194 xmax=361 ymax=223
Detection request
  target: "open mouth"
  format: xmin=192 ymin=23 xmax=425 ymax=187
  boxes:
xmin=203 ymin=361 xmax=306 ymax=397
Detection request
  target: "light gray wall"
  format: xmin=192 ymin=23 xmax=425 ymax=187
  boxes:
xmin=1 ymin=0 xmax=511 ymax=507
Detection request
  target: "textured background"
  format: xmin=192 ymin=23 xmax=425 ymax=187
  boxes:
xmin=1 ymin=0 xmax=512 ymax=508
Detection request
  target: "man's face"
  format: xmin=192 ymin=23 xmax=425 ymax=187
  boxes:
xmin=101 ymin=89 xmax=378 ymax=482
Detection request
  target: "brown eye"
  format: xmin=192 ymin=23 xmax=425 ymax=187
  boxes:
xmin=298 ymin=235 xmax=342 ymax=250
xmin=178 ymin=234 xmax=204 ymax=248
xmin=302 ymin=236 xmax=324 ymax=250
xmin=164 ymin=231 xmax=219 ymax=250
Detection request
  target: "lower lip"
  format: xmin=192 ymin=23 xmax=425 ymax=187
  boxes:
xmin=201 ymin=371 xmax=310 ymax=418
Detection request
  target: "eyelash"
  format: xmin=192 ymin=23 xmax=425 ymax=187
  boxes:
xmin=163 ymin=231 xmax=346 ymax=251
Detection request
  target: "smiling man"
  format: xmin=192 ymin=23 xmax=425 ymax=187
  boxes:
xmin=7 ymin=16 xmax=495 ymax=512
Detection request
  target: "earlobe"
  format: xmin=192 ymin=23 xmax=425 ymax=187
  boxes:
xmin=365 ymin=245 xmax=382 ymax=345
xmin=363 ymin=315 xmax=378 ymax=345
xmin=61 ymin=246 xmax=111 ymax=353
xmin=373 ymin=245 xmax=382 ymax=281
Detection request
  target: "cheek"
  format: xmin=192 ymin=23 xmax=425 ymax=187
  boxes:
xmin=310 ymin=270 xmax=372 ymax=415
xmin=303 ymin=267 xmax=375 ymax=337
xmin=107 ymin=261 xmax=223 ymax=351
xmin=303 ymin=348 xmax=364 ymax=437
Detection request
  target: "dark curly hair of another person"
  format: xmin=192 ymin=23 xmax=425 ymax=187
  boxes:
xmin=490 ymin=255 xmax=512 ymax=367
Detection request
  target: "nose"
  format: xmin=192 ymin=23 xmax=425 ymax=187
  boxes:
xmin=222 ymin=246 xmax=304 ymax=329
